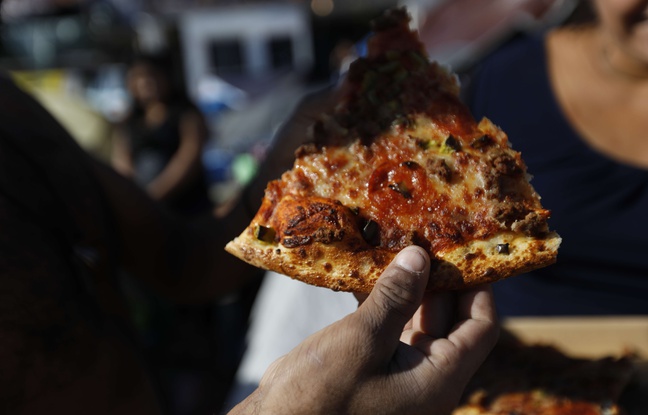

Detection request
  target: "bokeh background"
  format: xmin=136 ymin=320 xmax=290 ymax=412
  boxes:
xmin=0 ymin=1 xmax=578 ymax=413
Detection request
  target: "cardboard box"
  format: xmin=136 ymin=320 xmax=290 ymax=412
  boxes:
xmin=504 ymin=316 xmax=648 ymax=359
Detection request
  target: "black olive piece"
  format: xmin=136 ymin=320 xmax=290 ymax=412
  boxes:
xmin=349 ymin=206 xmax=360 ymax=215
xmin=496 ymin=243 xmax=510 ymax=255
xmin=444 ymin=135 xmax=462 ymax=151
xmin=362 ymin=219 xmax=380 ymax=245
xmin=255 ymin=225 xmax=276 ymax=243
xmin=389 ymin=182 xmax=412 ymax=199
xmin=415 ymin=139 xmax=433 ymax=150
xmin=470 ymin=135 xmax=493 ymax=150
xmin=401 ymin=161 xmax=418 ymax=169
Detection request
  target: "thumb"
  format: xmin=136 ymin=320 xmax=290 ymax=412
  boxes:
xmin=356 ymin=246 xmax=430 ymax=359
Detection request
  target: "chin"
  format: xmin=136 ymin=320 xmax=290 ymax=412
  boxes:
xmin=627 ymin=21 xmax=648 ymax=59
xmin=625 ymin=42 xmax=648 ymax=68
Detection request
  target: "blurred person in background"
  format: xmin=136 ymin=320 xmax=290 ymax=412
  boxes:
xmin=112 ymin=54 xmax=212 ymax=217
xmin=463 ymin=0 xmax=648 ymax=316
xmin=0 ymin=2 xmax=499 ymax=413
xmin=109 ymin=55 xmax=218 ymax=415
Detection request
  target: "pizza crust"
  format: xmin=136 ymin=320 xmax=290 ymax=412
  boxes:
xmin=225 ymin=228 xmax=560 ymax=293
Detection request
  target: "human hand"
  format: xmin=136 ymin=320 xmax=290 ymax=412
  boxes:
xmin=230 ymin=246 xmax=499 ymax=415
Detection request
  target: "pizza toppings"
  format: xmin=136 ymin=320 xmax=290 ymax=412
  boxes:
xmin=444 ymin=135 xmax=462 ymax=152
xmin=496 ymin=243 xmax=509 ymax=255
xmin=470 ymin=135 xmax=495 ymax=151
xmin=361 ymin=219 xmax=380 ymax=246
xmin=272 ymin=196 xmax=358 ymax=248
xmin=254 ymin=225 xmax=276 ymax=243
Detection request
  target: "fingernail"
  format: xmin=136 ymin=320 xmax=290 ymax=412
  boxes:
xmin=395 ymin=247 xmax=427 ymax=273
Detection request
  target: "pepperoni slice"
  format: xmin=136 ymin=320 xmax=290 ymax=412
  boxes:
xmin=368 ymin=160 xmax=429 ymax=218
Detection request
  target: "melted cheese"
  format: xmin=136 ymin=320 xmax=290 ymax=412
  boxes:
xmin=277 ymin=114 xmax=543 ymax=254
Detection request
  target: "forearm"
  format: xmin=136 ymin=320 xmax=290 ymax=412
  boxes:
xmin=147 ymin=110 xmax=208 ymax=201
xmin=110 ymin=130 xmax=136 ymax=178
xmin=146 ymin=153 xmax=202 ymax=201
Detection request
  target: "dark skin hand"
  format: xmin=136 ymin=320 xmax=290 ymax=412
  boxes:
xmin=230 ymin=246 xmax=499 ymax=415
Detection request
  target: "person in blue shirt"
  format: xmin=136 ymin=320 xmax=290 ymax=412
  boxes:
xmin=464 ymin=0 xmax=648 ymax=316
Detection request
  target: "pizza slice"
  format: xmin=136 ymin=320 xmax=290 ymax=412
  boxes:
xmin=226 ymin=8 xmax=561 ymax=293
xmin=454 ymin=392 xmax=625 ymax=415
xmin=452 ymin=331 xmax=636 ymax=415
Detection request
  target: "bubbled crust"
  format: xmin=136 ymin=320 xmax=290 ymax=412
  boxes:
xmin=434 ymin=231 xmax=561 ymax=290
xmin=226 ymin=234 xmax=394 ymax=293
xmin=225 ymin=228 xmax=560 ymax=293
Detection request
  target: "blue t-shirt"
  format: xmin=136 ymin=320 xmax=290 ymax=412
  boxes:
xmin=465 ymin=34 xmax=648 ymax=316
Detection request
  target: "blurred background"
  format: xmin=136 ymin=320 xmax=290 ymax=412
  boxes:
xmin=0 ymin=0 xmax=576 ymax=205
xmin=0 ymin=0 xmax=577 ymax=414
